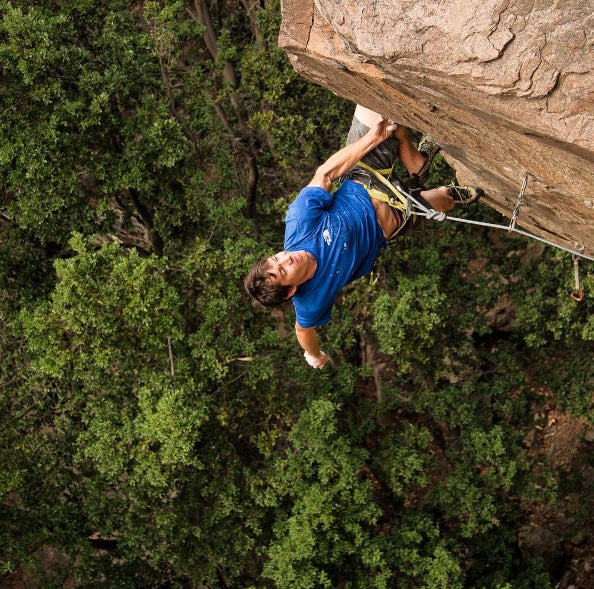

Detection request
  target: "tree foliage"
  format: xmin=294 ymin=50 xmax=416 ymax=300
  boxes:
xmin=1 ymin=0 xmax=593 ymax=588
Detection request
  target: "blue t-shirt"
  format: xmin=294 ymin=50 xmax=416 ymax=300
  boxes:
xmin=284 ymin=179 xmax=386 ymax=328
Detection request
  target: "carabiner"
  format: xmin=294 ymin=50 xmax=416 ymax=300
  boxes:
xmin=570 ymin=287 xmax=583 ymax=303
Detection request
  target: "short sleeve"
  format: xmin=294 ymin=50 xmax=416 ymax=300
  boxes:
xmin=293 ymin=298 xmax=333 ymax=329
xmin=285 ymin=186 xmax=333 ymax=223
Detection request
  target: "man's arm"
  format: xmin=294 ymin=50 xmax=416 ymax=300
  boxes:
xmin=295 ymin=323 xmax=328 ymax=368
xmin=308 ymin=115 xmax=397 ymax=191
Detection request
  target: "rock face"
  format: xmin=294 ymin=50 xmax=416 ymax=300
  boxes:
xmin=279 ymin=0 xmax=594 ymax=258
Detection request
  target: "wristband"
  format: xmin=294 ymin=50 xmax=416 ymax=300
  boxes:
xmin=304 ymin=351 xmax=328 ymax=369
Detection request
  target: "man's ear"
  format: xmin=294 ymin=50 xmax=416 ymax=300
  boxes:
xmin=284 ymin=285 xmax=297 ymax=299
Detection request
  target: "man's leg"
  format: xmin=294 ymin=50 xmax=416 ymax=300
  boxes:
xmin=351 ymin=105 xmax=384 ymax=128
xmin=352 ymin=106 xmax=424 ymax=174
xmin=420 ymin=185 xmax=484 ymax=212
xmin=346 ymin=106 xmax=401 ymax=183
xmin=420 ymin=187 xmax=454 ymax=212
xmin=394 ymin=125 xmax=425 ymax=176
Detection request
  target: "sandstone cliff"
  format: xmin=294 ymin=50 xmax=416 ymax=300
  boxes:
xmin=279 ymin=0 xmax=594 ymax=258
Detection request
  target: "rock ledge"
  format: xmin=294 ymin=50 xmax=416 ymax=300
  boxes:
xmin=279 ymin=0 xmax=594 ymax=257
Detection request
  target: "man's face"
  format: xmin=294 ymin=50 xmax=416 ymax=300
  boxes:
xmin=266 ymin=250 xmax=311 ymax=291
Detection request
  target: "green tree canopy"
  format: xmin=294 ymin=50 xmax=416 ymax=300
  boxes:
xmin=1 ymin=0 xmax=593 ymax=587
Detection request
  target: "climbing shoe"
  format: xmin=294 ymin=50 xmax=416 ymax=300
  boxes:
xmin=409 ymin=134 xmax=441 ymax=188
xmin=448 ymin=185 xmax=484 ymax=205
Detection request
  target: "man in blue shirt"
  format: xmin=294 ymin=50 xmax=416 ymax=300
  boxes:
xmin=244 ymin=105 xmax=483 ymax=368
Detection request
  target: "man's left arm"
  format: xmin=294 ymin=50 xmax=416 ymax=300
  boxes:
xmin=295 ymin=323 xmax=328 ymax=369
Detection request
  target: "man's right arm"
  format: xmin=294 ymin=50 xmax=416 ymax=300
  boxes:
xmin=295 ymin=323 xmax=328 ymax=368
xmin=307 ymin=116 xmax=397 ymax=192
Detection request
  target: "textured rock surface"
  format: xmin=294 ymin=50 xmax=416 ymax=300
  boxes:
xmin=279 ymin=0 xmax=594 ymax=258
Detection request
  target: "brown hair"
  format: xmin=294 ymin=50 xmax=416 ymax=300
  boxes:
xmin=244 ymin=257 xmax=292 ymax=308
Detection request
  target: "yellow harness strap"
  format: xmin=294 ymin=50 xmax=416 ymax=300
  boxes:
xmin=355 ymin=161 xmax=409 ymax=213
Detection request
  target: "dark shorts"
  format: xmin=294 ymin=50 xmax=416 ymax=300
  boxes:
xmin=346 ymin=117 xmax=401 ymax=175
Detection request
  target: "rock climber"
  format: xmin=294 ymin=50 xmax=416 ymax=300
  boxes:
xmin=244 ymin=104 xmax=483 ymax=368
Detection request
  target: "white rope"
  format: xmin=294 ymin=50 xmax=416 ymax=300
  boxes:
xmin=403 ymin=189 xmax=594 ymax=262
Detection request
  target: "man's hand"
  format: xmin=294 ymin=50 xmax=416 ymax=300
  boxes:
xmin=296 ymin=325 xmax=328 ymax=368
xmin=368 ymin=115 xmax=399 ymax=143
xmin=304 ymin=350 xmax=329 ymax=369
xmin=307 ymin=115 xmax=398 ymax=191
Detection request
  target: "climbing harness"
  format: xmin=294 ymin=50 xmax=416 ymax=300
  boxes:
xmin=352 ymin=162 xmax=593 ymax=299
xmin=353 ymin=160 xmax=416 ymax=239
xmin=355 ymin=160 xmax=409 ymax=212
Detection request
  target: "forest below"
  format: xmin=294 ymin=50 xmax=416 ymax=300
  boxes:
xmin=1 ymin=1 xmax=594 ymax=588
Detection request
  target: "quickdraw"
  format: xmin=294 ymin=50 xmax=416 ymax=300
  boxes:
xmin=509 ymin=173 xmax=528 ymax=232
xmin=571 ymin=244 xmax=585 ymax=302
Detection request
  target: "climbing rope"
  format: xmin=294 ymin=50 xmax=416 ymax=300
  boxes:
xmin=403 ymin=186 xmax=594 ymax=262
xmin=351 ymin=160 xmax=592 ymax=298
xmin=394 ymin=178 xmax=593 ymax=301
xmin=415 ymin=210 xmax=594 ymax=262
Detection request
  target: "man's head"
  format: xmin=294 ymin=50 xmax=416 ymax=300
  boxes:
xmin=244 ymin=256 xmax=293 ymax=308
xmin=244 ymin=250 xmax=315 ymax=308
